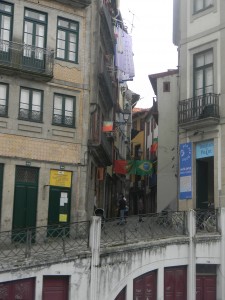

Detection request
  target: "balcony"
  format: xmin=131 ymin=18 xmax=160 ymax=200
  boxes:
xmin=55 ymin=0 xmax=91 ymax=8
xmin=100 ymin=5 xmax=115 ymax=53
xmin=178 ymin=93 xmax=220 ymax=130
xmin=0 ymin=40 xmax=54 ymax=81
xmin=88 ymin=132 xmax=113 ymax=166
xmin=98 ymin=63 xmax=115 ymax=106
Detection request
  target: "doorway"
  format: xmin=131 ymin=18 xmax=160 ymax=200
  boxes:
xmin=12 ymin=166 xmax=39 ymax=242
xmin=196 ymin=157 xmax=214 ymax=209
xmin=47 ymin=187 xmax=71 ymax=237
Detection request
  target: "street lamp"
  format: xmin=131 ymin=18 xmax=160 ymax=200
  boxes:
xmin=114 ymin=105 xmax=131 ymax=126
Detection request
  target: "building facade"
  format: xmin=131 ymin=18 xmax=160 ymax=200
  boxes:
xmin=149 ymin=70 xmax=179 ymax=212
xmin=173 ymin=0 xmax=224 ymax=211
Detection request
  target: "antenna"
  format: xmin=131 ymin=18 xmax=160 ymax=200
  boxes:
xmin=128 ymin=9 xmax=135 ymax=33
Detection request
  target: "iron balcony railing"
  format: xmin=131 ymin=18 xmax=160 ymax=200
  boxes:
xmin=55 ymin=0 xmax=92 ymax=8
xmin=0 ymin=39 xmax=54 ymax=79
xmin=101 ymin=211 xmax=188 ymax=247
xmin=100 ymin=4 xmax=115 ymax=51
xmin=178 ymin=93 xmax=220 ymax=124
xmin=195 ymin=209 xmax=219 ymax=234
xmin=99 ymin=63 xmax=114 ymax=105
xmin=0 ymin=221 xmax=90 ymax=271
xmin=101 ymin=209 xmax=220 ymax=247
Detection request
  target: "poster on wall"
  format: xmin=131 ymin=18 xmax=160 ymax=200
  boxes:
xmin=179 ymin=142 xmax=192 ymax=199
xmin=196 ymin=140 xmax=214 ymax=159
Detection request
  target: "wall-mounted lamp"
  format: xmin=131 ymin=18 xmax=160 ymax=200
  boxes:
xmin=90 ymin=103 xmax=98 ymax=114
xmin=114 ymin=104 xmax=131 ymax=126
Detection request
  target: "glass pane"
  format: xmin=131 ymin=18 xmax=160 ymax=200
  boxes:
xmin=65 ymin=98 xmax=73 ymax=116
xmin=68 ymin=52 xmax=75 ymax=61
xmin=195 ymin=70 xmax=203 ymax=96
xmin=36 ymin=24 xmax=44 ymax=38
xmin=205 ymin=66 xmax=213 ymax=92
xmin=69 ymin=42 xmax=76 ymax=52
xmin=0 ymin=84 xmax=6 ymax=105
xmin=2 ymin=15 xmax=10 ymax=30
xmin=0 ymin=4 xmax=12 ymax=13
xmin=70 ymin=23 xmax=78 ymax=31
xmin=195 ymin=0 xmax=204 ymax=11
xmin=205 ymin=0 xmax=213 ymax=7
xmin=54 ymin=95 xmax=62 ymax=113
xmin=57 ymin=39 xmax=65 ymax=50
xmin=32 ymin=91 xmax=41 ymax=111
xmin=205 ymin=51 xmax=213 ymax=65
xmin=57 ymin=49 xmax=65 ymax=59
xmin=58 ymin=19 xmax=69 ymax=28
xmin=20 ymin=89 xmax=29 ymax=109
xmin=24 ymin=21 xmax=33 ymax=35
xmin=24 ymin=33 xmax=33 ymax=46
xmin=69 ymin=33 xmax=76 ymax=44
xmin=58 ymin=30 xmax=66 ymax=40
xmin=1 ymin=29 xmax=9 ymax=42
xmin=25 ymin=10 xmax=46 ymax=22
xmin=195 ymin=54 xmax=204 ymax=68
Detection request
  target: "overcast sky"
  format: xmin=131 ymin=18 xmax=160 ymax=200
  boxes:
xmin=119 ymin=0 xmax=178 ymax=108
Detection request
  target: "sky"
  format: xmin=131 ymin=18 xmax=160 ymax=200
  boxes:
xmin=119 ymin=0 xmax=178 ymax=108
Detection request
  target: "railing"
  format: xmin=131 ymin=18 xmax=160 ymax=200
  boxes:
xmin=178 ymin=93 xmax=219 ymax=124
xmin=55 ymin=0 xmax=92 ymax=8
xmin=0 ymin=39 xmax=54 ymax=78
xmin=101 ymin=211 xmax=187 ymax=247
xmin=99 ymin=63 xmax=114 ymax=104
xmin=0 ymin=104 xmax=7 ymax=117
xmin=0 ymin=221 xmax=90 ymax=271
xmin=195 ymin=209 xmax=218 ymax=233
xmin=100 ymin=4 xmax=115 ymax=48
xmin=0 ymin=210 xmax=220 ymax=270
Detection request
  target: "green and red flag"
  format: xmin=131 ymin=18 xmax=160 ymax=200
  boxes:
xmin=102 ymin=121 xmax=113 ymax=132
xmin=114 ymin=160 xmax=153 ymax=176
xmin=114 ymin=160 xmax=127 ymax=174
xmin=135 ymin=160 xmax=153 ymax=176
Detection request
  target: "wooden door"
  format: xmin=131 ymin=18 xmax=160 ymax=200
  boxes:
xmin=196 ymin=275 xmax=216 ymax=300
xmin=164 ymin=266 xmax=187 ymax=300
xmin=43 ymin=276 xmax=69 ymax=300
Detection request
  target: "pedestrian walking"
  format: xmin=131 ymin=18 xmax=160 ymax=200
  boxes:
xmin=138 ymin=197 xmax=144 ymax=222
xmin=118 ymin=193 xmax=126 ymax=225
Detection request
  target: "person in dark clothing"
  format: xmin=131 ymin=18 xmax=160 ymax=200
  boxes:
xmin=118 ymin=193 xmax=126 ymax=225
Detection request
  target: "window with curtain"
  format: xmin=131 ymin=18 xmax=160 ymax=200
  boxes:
xmin=23 ymin=9 xmax=46 ymax=61
xmin=194 ymin=0 xmax=213 ymax=13
xmin=19 ymin=87 xmax=43 ymax=122
xmin=56 ymin=17 xmax=79 ymax=63
xmin=194 ymin=49 xmax=213 ymax=97
xmin=0 ymin=2 xmax=13 ymax=53
xmin=53 ymin=94 xmax=75 ymax=127
xmin=0 ymin=83 xmax=8 ymax=116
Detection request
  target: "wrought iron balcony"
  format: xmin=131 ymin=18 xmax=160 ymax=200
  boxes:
xmin=55 ymin=0 xmax=91 ymax=8
xmin=0 ymin=40 xmax=54 ymax=81
xmin=98 ymin=63 xmax=115 ymax=106
xmin=88 ymin=132 xmax=113 ymax=166
xmin=178 ymin=93 xmax=220 ymax=129
xmin=100 ymin=4 xmax=115 ymax=53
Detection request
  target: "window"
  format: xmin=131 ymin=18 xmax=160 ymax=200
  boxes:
xmin=0 ymin=83 xmax=8 ymax=116
xmin=23 ymin=8 xmax=47 ymax=68
xmin=194 ymin=49 xmax=213 ymax=97
xmin=194 ymin=0 xmax=213 ymax=13
xmin=0 ymin=1 xmax=13 ymax=54
xmin=56 ymin=17 xmax=79 ymax=63
xmin=19 ymin=87 xmax=43 ymax=122
xmin=163 ymin=81 xmax=170 ymax=92
xmin=53 ymin=94 xmax=75 ymax=127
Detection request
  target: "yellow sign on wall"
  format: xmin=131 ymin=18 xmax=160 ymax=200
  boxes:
xmin=50 ymin=170 xmax=72 ymax=188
